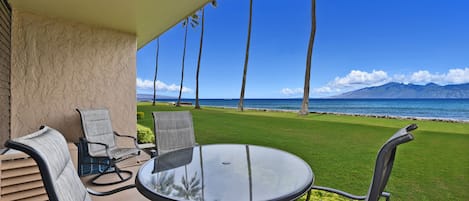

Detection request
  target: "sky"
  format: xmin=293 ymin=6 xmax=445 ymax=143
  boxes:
xmin=136 ymin=0 xmax=469 ymax=99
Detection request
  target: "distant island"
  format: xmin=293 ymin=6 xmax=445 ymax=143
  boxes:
xmin=332 ymin=82 xmax=469 ymax=99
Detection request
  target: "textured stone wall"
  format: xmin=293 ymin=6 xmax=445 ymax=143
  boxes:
xmin=10 ymin=10 xmax=137 ymax=145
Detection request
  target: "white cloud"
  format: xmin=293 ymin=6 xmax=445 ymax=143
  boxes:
xmin=330 ymin=70 xmax=390 ymax=88
xmin=392 ymin=74 xmax=407 ymax=83
xmin=409 ymin=70 xmax=443 ymax=83
xmin=406 ymin=68 xmax=469 ymax=84
xmin=136 ymin=78 xmax=153 ymax=89
xmin=313 ymin=68 xmax=469 ymax=95
xmin=281 ymin=88 xmax=303 ymax=96
xmin=313 ymin=86 xmax=341 ymax=93
xmin=136 ymin=78 xmax=192 ymax=93
xmin=311 ymin=70 xmax=390 ymax=95
xmin=444 ymin=68 xmax=469 ymax=83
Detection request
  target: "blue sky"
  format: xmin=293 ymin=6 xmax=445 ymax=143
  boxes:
xmin=137 ymin=0 xmax=469 ymax=98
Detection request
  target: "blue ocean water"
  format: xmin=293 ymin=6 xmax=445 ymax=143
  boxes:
xmin=162 ymin=98 xmax=469 ymax=121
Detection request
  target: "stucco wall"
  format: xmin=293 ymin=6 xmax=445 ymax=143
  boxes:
xmin=10 ymin=10 xmax=137 ymax=145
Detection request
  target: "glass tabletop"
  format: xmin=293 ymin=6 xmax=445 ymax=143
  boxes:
xmin=136 ymin=144 xmax=314 ymax=201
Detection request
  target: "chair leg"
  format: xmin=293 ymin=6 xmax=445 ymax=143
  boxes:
xmin=137 ymin=151 xmax=142 ymax=163
xmin=90 ymin=162 xmax=133 ymax=186
xmin=305 ymin=190 xmax=311 ymax=201
xmin=115 ymin=165 xmax=125 ymax=180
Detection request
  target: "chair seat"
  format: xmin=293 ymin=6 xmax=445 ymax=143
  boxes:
xmin=91 ymin=147 xmax=139 ymax=159
xmin=110 ymin=148 xmax=140 ymax=160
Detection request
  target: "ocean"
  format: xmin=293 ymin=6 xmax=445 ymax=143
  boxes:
xmin=145 ymin=98 xmax=469 ymax=122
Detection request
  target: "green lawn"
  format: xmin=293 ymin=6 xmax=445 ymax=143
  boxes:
xmin=137 ymin=102 xmax=469 ymax=201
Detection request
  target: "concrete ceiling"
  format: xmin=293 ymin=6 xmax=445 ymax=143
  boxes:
xmin=7 ymin=0 xmax=211 ymax=49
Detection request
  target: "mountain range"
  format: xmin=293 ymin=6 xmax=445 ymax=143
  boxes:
xmin=332 ymin=82 xmax=469 ymax=98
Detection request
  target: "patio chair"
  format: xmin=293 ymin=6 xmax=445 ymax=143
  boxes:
xmin=5 ymin=126 xmax=135 ymax=201
xmin=306 ymin=124 xmax=418 ymax=201
xmin=77 ymin=108 xmax=140 ymax=185
xmin=152 ymin=111 xmax=197 ymax=155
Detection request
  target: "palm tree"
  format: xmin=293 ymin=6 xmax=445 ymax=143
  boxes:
xmin=153 ymin=38 xmax=160 ymax=106
xmin=152 ymin=171 xmax=175 ymax=196
xmin=299 ymin=0 xmax=317 ymax=115
xmin=238 ymin=0 xmax=253 ymax=112
xmin=173 ymin=171 xmax=202 ymax=200
xmin=195 ymin=1 xmax=217 ymax=110
xmin=177 ymin=14 xmax=199 ymax=107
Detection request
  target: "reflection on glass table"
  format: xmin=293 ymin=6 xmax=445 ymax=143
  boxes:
xmin=136 ymin=144 xmax=314 ymax=201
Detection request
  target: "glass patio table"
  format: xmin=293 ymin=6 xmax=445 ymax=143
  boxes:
xmin=136 ymin=144 xmax=314 ymax=201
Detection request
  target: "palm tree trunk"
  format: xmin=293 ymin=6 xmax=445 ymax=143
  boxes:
xmin=153 ymin=38 xmax=160 ymax=106
xmin=195 ymin=9 xmax=205 ymax=109
xmin=238 ymin=0 xmax=253 ymax=112
xmin=299 ymin=0 xmax=316 ymax=115
xmin=177 ymin=21 xmax=189 ymax=107
xmin=199 ymin=146 xmax=204 ymax=199
xmin=245 ymin=145 xmax=252 ymax=201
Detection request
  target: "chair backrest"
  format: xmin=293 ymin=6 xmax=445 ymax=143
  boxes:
xmin=366 ymin=124 xmax=417 ymax=201
xmin=77 ymin=108 xmax=116 ymax=157
xmin=152 ymin=111 xmax=196 ymax=155
xmin=5 ymin=126 xmax=91 ymax=201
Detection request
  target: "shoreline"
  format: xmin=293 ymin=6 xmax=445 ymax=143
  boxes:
xmin=310 ymin=111 xmax=469 ymax=123
xmin=139 ymin=101 xmax=469 ymax=123
xmin=198 ymin=104 xmax=469 ymax=124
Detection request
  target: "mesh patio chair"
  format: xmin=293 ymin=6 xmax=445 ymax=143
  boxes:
xmin=77 ymin=108 xmax=140 ymax=185
xmin=152 ymin=111 xmax=197 ymax=156
xmin=306 ymin=124 xmax=418 ymax=201
xmin=5 ymin=126 xmax=135 ymax=201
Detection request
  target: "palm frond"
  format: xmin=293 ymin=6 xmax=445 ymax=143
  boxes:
xmin=172 ymin=172 xmax=202 ymax=200
xmin=191 ymin=21 xmax=199 ymax=28
xmin=211 ymin=0 xmax=218 ymax=8
xmin=154 ymin=172 xmax=175 ymax=195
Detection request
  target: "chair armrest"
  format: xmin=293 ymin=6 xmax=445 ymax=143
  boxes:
xmin=81 ymin=138 xmax=112 ymax=159
xmin=114 ymin=131 xmax=139 ymax=149
xmin=311 ymin=186 xmax=367 ymax=200
xmin=87 ymin=184 xmax=135 ymax=196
